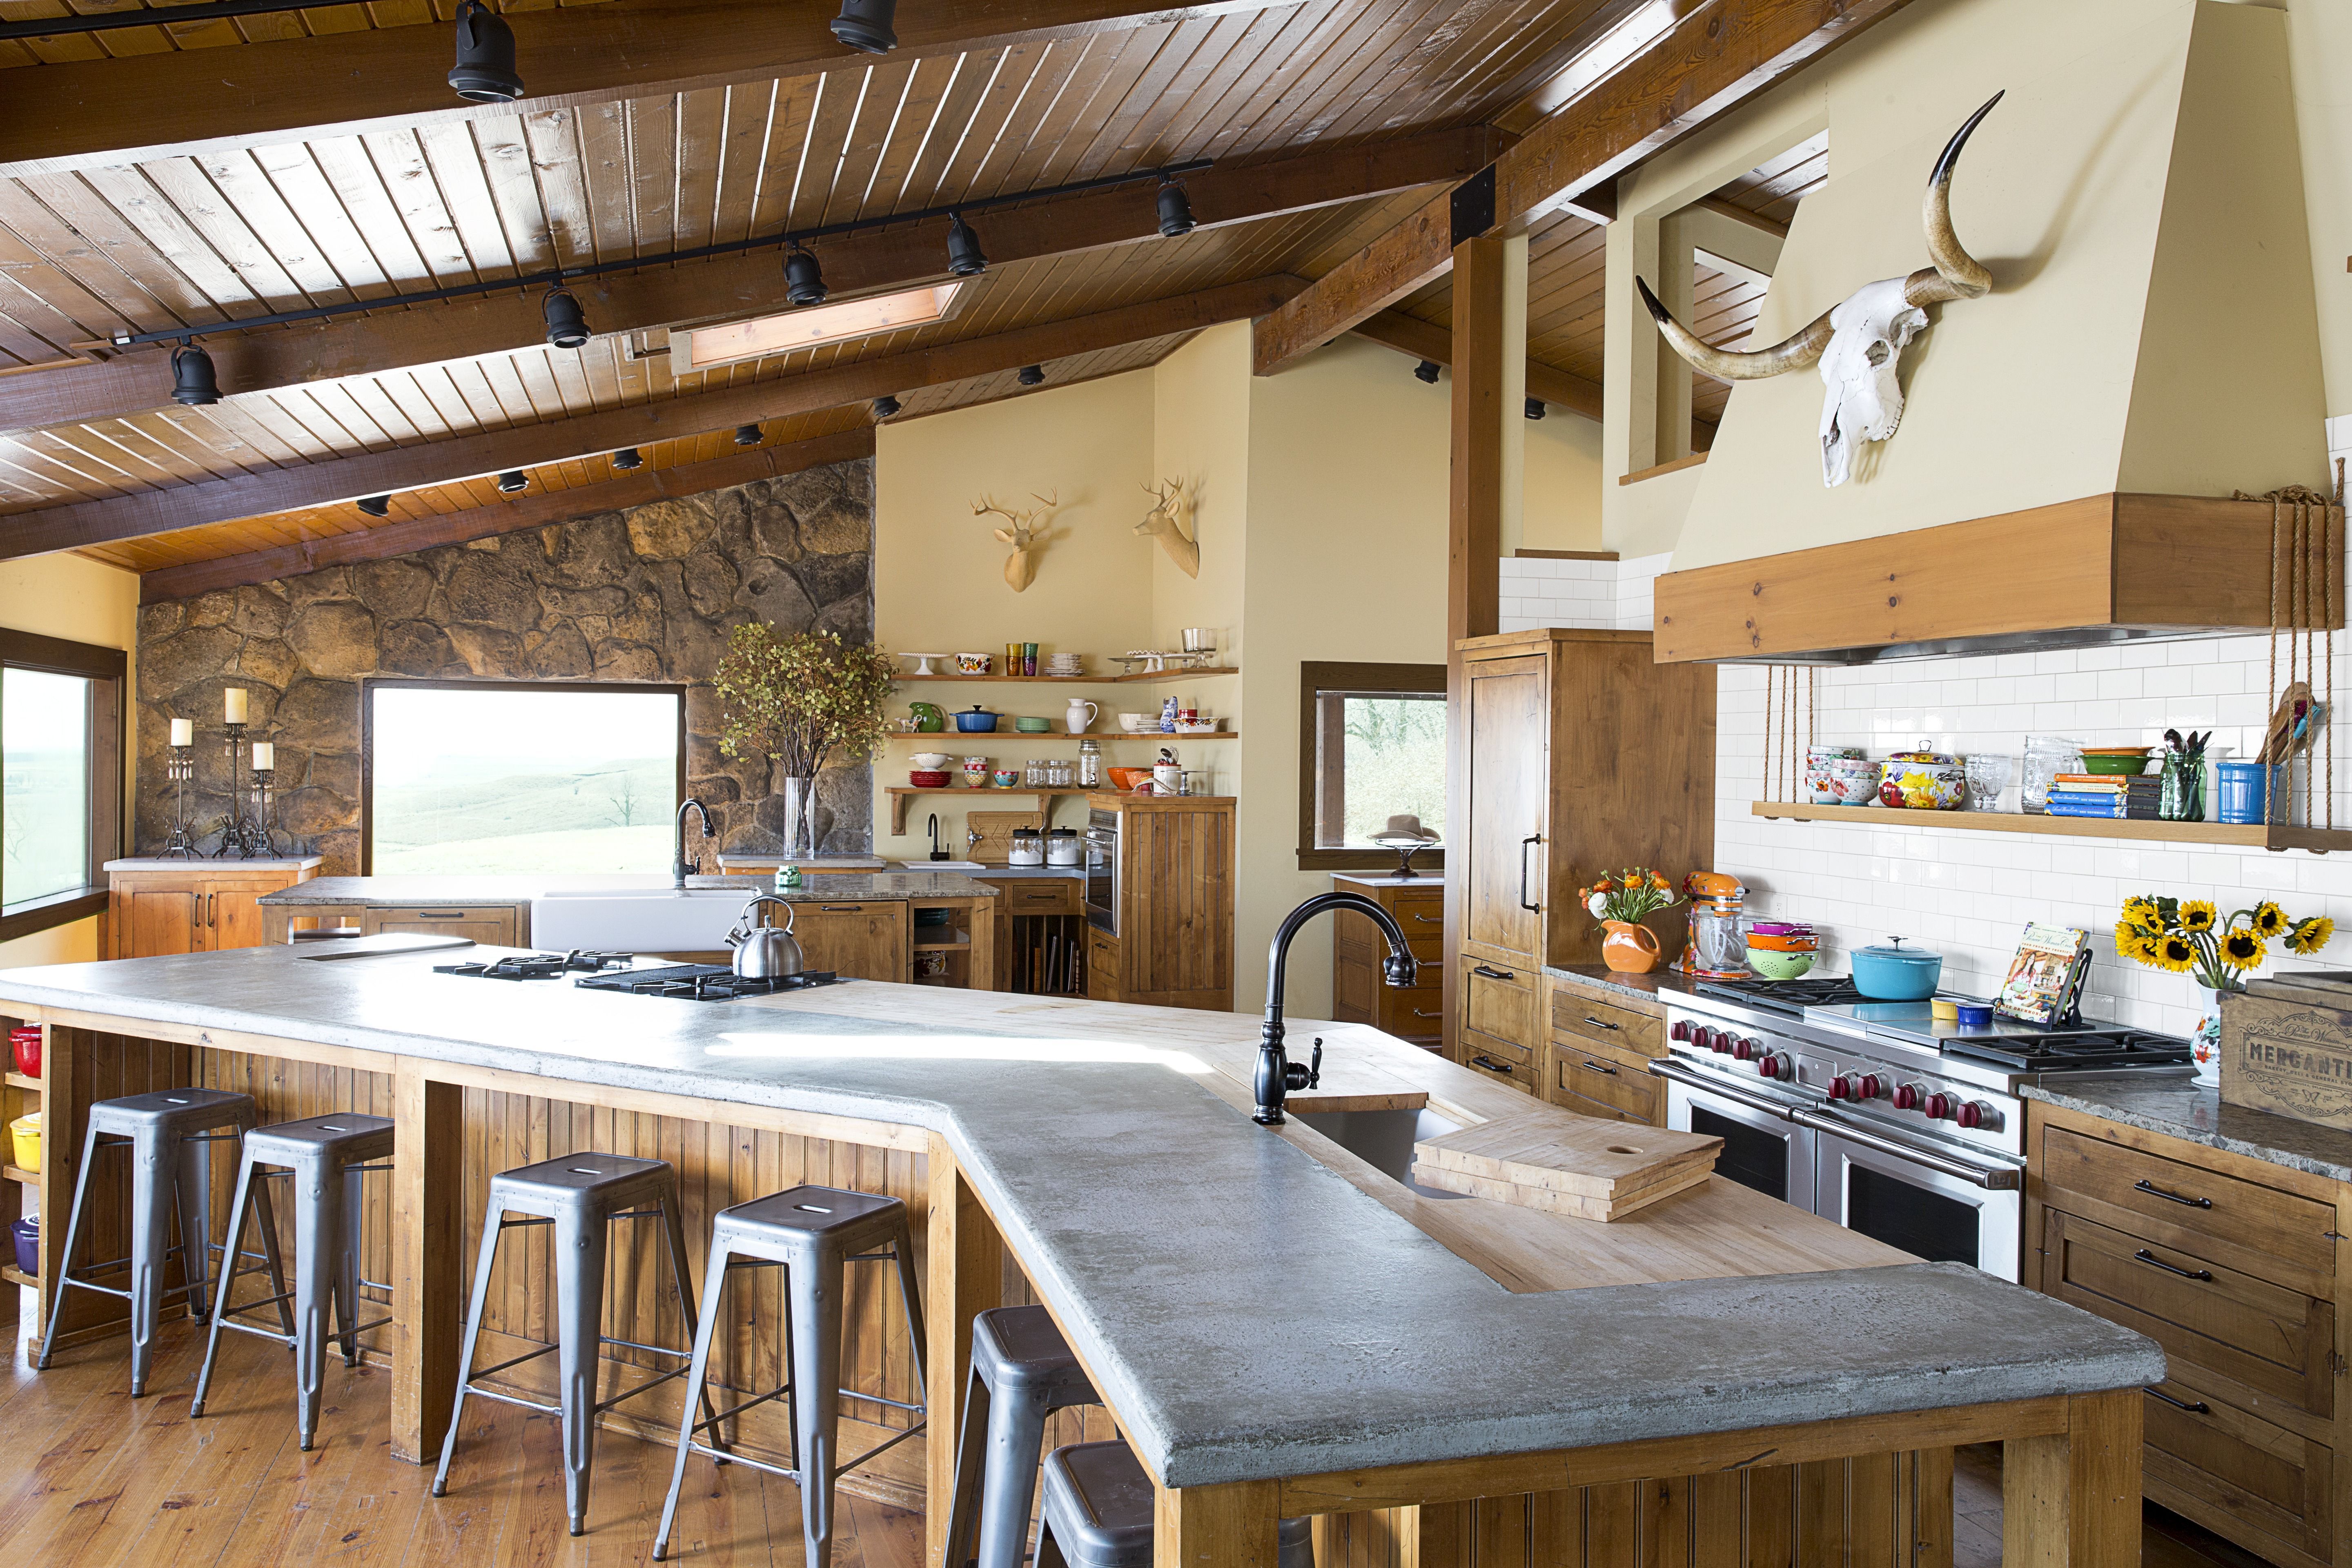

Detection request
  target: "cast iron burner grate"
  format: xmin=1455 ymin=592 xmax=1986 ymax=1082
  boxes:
xmin=1938 ymin=1029 xmax=2193 ymax=1072
xmin=572 ymin=964 xmax=844 ymax=1001
xmin=1693 ymin=976 xmax=1864 ymax=1016
xmin=434 ymin=951 xmax=638 ymax=980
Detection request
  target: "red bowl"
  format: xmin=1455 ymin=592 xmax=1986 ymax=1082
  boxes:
xmin=9 ymin=1026 xmax=38 ymax=1080
xmin=909 ymin=770 xmax=951 ymax=788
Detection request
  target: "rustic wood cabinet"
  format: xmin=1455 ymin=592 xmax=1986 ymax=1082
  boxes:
xmin=973 ymin=875 xmax=1084 ymax=995
xmin=105 ymin=858 xmax=321 ymax=959
xmin=1448 ymin=630 xmax=1714 ymax=1066
xmin=360 ymin=904 xmax=520 ymax=946
xmin=1088 ymin=794 xmax=1234 ymax=1010
xmin=788 ymin=901 xmax=911 ymax=982
xmin=2028 ymin=1098 xmax=2349 ymax=1568
xmin=1329 ymin=873 xmax=1445 ymax=1046
xmin=1545 ymin=973 xmax=1668 ymax=1126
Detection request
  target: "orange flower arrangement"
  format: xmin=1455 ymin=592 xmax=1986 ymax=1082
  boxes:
xmin=1579 ymin=867 xmax=1681 ymax=927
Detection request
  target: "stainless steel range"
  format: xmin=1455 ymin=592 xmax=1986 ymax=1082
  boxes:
xmin=1657 ymin=976 xmax=2192 ymax=1281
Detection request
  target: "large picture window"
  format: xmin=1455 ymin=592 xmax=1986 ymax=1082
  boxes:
xmin=0 ymin=628 xmax=124 ymax=941
xmin=362 ymin=681 xmax=686 ymax=874
xmin=1297 ymin=661 xmax=1446 ymax=871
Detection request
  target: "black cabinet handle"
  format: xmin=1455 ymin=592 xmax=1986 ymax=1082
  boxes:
xmin=1470 ymin=1055 xmax=1516 ymax=1075
xmin=2134 ymin=1248 xmax=2214 ymax=1282
xmin=416 ymin=910 xmax=467 ymax=920
xmin=1583 ymin=1014 xmax=1620 ymax=1031
xmin=2146 ymin=1386 xmax=2209 ymax=1415
xmin=819 ymin=905 xmax=863 ymax=912
xmin=1518 ymin=835 xmax=1541 ymax=913
xmin=2134 ymin=1178 xmax=2213 ymax=1209
xmin=1582 ymin=1058 xmax=1618 ymax=1076
xmin=1472 ymin=964 xmax=1516 ymax=981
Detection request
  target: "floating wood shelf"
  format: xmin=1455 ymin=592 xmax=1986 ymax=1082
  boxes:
xmin=894 ymin=666 xmax=1238 ymax=684
xmin=886 ymin=729 xmax=1234 ymax=742
xmin=2 ymin=1166 xmax=31 ymax=1187
xmin=4 ymin=1073 xmax=38 ymax=1091
xmin=1750 ymin=800 xmax=2352 ymax=853
xmin=886 ymin=786 xmax=1088 ymax=834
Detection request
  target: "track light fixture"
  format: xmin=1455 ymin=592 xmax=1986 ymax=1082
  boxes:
xmin=169 ymin=341 xmax=221 ymax=405
xmin=612 ymin=448 xmax=643 ymax=470
xmin=497 ymin=470 xmax=528 ymax=493
xmin=1525 ymin=397 xmax=1546 ymax=421
xmin=356 ymin=494 xmax=391 ymax=518
xmin=1016 ymin=365 xmax=1045 ymax=387
xmin=784 ymin=245 xmax=828 ymax=307
xmin=872 ymin=395 xmax=901 ymax=419
xmin=829 ymin=0 xmax=896 ymax=53
xmin=1156 ymin=178 xmax=1196 ymax=238
xmin=735 ymin=423 xmax=763 ymax=446
xmin=945 ymin=213 xmax=987 ymax=278
xmin=541 ymin=287 xmax=590 ymax=349
xmin=1413 ymin=360 xmax=1440 ymax=384
xmin=448 ymin=0 xmax=523 ymax=103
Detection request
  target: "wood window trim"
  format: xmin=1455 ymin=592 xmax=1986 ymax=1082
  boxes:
xmin=0 ymin=626 xmax=128 ymax=942
xmin=1297 ymin=660 xmax=1448 ymax=872
xmin=359 ymin=677 xmax=690 ymax=875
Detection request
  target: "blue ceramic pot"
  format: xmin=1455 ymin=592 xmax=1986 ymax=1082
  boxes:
xmin=1850 ymin=938 xmax=1942 ymax=1000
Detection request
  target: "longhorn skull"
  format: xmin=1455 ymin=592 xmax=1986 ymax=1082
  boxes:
xmin=1637 ymin=92 xmax=2002 ymax=488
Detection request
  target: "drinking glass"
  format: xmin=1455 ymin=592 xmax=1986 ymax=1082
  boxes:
xmin=2021 ymin=735 xmax=2083 ymax=812
xmin=1963 ymin=755 xmax=2013 ymax=812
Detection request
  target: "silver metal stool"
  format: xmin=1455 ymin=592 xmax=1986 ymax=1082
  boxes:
xmin=36 ymin=1087 xmax=286 ymax=1396
xmin=653 ymin=1184 xmax=929 ymax=1567
xmin=432 ymin=1151 xmax=711 ymax=1537
xmin=1037 ymin=1441 xmax=1313 ymax=1568
xmin=944 ymin=1305 xmax=1100 ymax=1568
xmin=190 ymin=1111 xmax=396 ymax=1448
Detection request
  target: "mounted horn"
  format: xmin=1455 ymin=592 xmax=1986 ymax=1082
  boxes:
xmin=1635 ymin=276 xmax=1836 ymax=381
xmin=1904 ymin=91 xmax=2002 ymax=307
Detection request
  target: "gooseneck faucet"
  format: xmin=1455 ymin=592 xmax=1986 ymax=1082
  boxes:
xmin=673 ymin=797 xmax=715 ymax=888
xmin=1255 ymin=892 xmax=1419 ymax=1125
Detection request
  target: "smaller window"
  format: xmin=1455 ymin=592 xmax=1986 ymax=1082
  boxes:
xmin=0 ymin=628 xmax=125 ymax=942
xmin=1297 ymin=661 xmax=1446 ymax=871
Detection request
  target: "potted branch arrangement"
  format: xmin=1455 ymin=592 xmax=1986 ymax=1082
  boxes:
xmin=1579 ymin=867 xmax=1684 ymax=974
xmin=714 ymin=625 xmax=896 ymax=860
xmin=2115 ymin=894 xmax=2335 ymax=1085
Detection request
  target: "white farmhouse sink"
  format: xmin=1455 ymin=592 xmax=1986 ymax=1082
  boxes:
xmin=531 ymin=888 xmax=760 ymax=952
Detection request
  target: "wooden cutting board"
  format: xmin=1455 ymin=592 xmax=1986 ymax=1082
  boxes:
xmin=1408 ymin=1160 xmax=1713 ymax=1221
xmin=965 ymin=809 xmax=1045 ymax=865
xmin=1413 ymin=1113 xmax=1721 ymax=1203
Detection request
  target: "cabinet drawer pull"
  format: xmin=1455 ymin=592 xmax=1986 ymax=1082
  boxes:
xmin=1410 ymin=912 xmax=1442 ymax=924
xmin=1518 ymin=835 xmax=1541 ymax=913
xmin=416 ymin=911 xmax=467 ymax=920
xmin=2145 ymin=1386 xmax=2210 ymax=1415
xmin=205 ymin=892 xmax=216 ymax=927
xmin=1472 ymin=964 xmax=1517 ymax=981
xmin=1581 ymin=1058 xmax=1618 ymax=1076
xmin=2134 ymin=1248 xmax=2214 ymax=1282
xmin=2133 ymin=1178 xmax=2213 ymax=1209
xmin=818 ymin=905 xmax=864 ymax=912
xmin=1582 ymin=1014 xmax=1620 ymax=1031
xmin=1411 ymin=1009 xmax=1441 ymax=1020
xmin=1469 ymin=1055 xmax=1516 ymax=1076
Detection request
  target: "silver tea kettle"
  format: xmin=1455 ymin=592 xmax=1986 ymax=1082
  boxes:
xmin=726 ymin=895 xmax=806 ymax=980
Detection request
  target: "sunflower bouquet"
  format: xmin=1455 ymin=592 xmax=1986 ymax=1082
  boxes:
xmin=1580 ymin=868 xmax=1682 ymax=927
xmin=2115 ymin=895 xmax=2334 ymax=991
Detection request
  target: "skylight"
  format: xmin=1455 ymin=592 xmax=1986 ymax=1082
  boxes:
xmin=675 ymin=281 xmax=961 ymax=372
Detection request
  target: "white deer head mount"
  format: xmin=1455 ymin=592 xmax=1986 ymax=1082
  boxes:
xmin=973 ymin=490 xmax=1060 ymax=592
xmin=1135 ymin=478 xmax=1197 ymax=579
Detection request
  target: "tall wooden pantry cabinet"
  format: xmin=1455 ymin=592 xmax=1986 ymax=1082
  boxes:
xmin=1449 ymin=629 xmax=1715 ymax=1094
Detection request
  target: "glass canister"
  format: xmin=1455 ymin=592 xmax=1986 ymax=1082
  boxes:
xmin=2158 ymin=751 xmax=2207 ymax=822
xmin=2021 ymin=735 xmax=2084 ymax=812
xmin=1077 ymin=738 xmax=1101 ymax=787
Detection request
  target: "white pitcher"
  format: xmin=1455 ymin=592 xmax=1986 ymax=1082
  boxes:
xmin=1064 ymin=698 xmax=1098 ymax=735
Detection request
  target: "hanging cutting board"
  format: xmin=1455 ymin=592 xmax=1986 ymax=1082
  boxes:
xmin=966 ymin=809 xmax=1045 ymax=866
xmin=1410 ymin=1113 xmax=1720 ymax=1221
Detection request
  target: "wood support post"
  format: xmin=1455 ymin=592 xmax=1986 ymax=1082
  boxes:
xmin=389 ymin=1058 xmax=463 ymax=1464
xmin=2001 ymin=1389 xmax=2142 ymax=1566
xmin=927 ymin=1138 xmax=1004 ymax=1568
xmin=1154 ymin=1478 xmax=1283 ymax=1568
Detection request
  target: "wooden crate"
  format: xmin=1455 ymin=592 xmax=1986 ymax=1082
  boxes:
xmin=2222 ymin=973 xmax=2352 ymax=1129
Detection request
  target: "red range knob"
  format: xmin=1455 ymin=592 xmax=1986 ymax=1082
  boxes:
xmin=1758 ymin=1054 xmax=1781 ymax=1078
xmin=1856 ymin=1075 xmax=1884 ymax=1100
xmin=1827 ymin=1075 xmax=1851 ymax=1100
xmin=1956 ymin=1101 xmax=1982 ymax=1129
xmin=1695 ymin=1026 xmax=1719 ymax=1051
xmin=1731 ymin=1037 xmax=1756 ymax=1060
xmin=1924 ymin=1092 xmax=1955 ymax=1120
xmin=1893 ymin=1084 xmax=1920 ymax=1110
xmin=1960 ymin=1100 xmax=2000 ymax=1131
xmin=1670 ymin=1020 xmax=1693 ymax=1042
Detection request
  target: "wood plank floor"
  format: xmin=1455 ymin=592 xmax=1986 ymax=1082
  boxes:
xmin=0 ymin=1323 xmax=2284 ymax=1567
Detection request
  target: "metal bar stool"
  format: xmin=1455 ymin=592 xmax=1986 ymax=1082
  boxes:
xmin=943 ymin=1304 xmax=1100 ymax=1568
xmin=432 ymin=1151 xmax=713 ymax=1537
xmin=189 ymin=1111 xmax=396 ymax=1448
xmin=653 ymin=1184 xmax=929 ymax=1567
xmin=1037 ymin=1441 xmax=1314 ymax=1568
xmin=36 ymin=1087 xmax=289 ymax=1396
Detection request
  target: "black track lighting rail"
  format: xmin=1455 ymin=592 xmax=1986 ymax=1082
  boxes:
xmin=0 ymin=0 xmax=342 ymax=40
xmin=105 ymin=158 xmax=1214 ymax=350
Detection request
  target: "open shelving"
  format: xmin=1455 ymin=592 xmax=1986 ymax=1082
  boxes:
xmin=886 ymin=785 xmax=1088 ymax=834
xmin=1749 ymin=800 xmax=2352 ymax=853
xmin=894 ymin=666 xmax=1237 ymax=684
xmin=886 ymin=729 xmax=1234 ymax=743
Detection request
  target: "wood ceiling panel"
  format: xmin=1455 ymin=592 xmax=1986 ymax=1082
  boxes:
xmin=0 ymin=0 xmax=606 ymax=70
xmin=1715 ymin=130 xmax=1828 ymax=229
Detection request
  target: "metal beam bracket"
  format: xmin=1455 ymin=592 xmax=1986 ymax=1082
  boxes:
xmin=1450 ymin=166 xmax=1497 ymax=248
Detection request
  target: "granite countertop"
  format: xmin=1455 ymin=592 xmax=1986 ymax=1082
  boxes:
xmin=2024 ymin=1079 xmax=2352 ymax=1184
xmin=261 ymin=873 xmax=1001 ymax=906
xmin=0 ymin=946 xmax=2160 ymax=1489
xmin=1546 ymin=963 xmax=1708 ymax=1007
xmin=108 ymin=856 xmax=321 ymax=872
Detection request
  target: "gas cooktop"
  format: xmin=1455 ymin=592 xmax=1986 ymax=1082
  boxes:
xmin=434 ymin=951 xmax=636 ymax=980
xmin=573 ymin=964 xmax=844 ymax=1001
xmin=1935 ymin=1030 xmax=2192 ymax=1072
xmin=1692 ymin=975 xmax=1864 ymax=1016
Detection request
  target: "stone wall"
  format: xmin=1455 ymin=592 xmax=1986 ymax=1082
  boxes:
xmin=134 ymin=459 xmax=876 ymax=874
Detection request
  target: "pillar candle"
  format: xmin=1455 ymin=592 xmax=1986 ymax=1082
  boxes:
xmin=224 ymin=687 xmax=248 ymax=724
xmin=252 ymin=742 xmax=274 ymax=771
xmin=169 ymin=718 xmax=193 ymax=747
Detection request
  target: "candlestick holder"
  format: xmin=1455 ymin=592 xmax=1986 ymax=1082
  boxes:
xmin=250 ymin=767 xmax=281 ymax=858
xmin=159 ymin=744 xmax=201 ymax=857
xmin=211 ymin=722 xmax=271 ymax=859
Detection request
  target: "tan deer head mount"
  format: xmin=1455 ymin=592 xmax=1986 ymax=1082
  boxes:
xmin=974 ymin=490 xmax=1060 ymax=592
xmin=1136 ymin=477 xmax=1197 ymax=579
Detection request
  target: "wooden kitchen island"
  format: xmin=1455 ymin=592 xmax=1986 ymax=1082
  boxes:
xmin=0 ymin=947 xmax=2158 ymax=1566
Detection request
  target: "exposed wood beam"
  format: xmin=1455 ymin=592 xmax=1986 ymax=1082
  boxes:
xmin=0 ymin=0 xmax=1305 ymax=179
xmin=4 ymin=274 xmax=1301 ymax=562
xmin=1349 ymin=309 xmax=1602 ymax=422
xmin=0 ymin=127 xmax=1499 ymax=438
xmin=1693 ymin=196 xmax=1791 ymax=242
xmin=1252 ymin=0 xmax=1919 ymax=376
xmin=132 ymin=427 xmax=875 ymax=602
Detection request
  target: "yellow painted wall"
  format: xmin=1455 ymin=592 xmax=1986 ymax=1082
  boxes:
xmin=0 ymin=552 xmax=140 ymax=969
xmin=1521 ymin=408 xmax=1606 ymax=552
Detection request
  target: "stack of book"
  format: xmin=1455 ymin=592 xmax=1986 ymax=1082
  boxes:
xmin=2043 ymin=771 xmax=2162 ymax=819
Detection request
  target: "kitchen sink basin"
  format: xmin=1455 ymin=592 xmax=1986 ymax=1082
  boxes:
xmin=1291 ymin=1107 xmax=1471 ymax=1198
xmin=531 ymin=888 xmax=757 ymax=952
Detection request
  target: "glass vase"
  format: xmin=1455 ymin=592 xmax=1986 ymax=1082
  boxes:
xmin=781 ymin=775 xmax=819 ymax=859
xmin=2158 ymin=753 xmax=2204 ymax=822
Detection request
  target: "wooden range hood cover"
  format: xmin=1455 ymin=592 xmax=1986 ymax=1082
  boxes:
xmin=1651 ymin=492 xmax=2343 ymax=665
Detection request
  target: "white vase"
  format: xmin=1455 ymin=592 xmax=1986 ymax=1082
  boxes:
xmin=2191 ymin=984 xmax=2228 ymax=1087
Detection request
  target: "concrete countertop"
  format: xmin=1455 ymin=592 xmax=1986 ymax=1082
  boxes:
xmin=108 ymin=856 xmax=321 ymax=872
xmin=261 ymin=873 xmax=1002 ymax=906
xmin=2024 ymin=1078 xmax=2352 ymax=1184
xmin=0 ymin=947 xmax=2161 ymax=1489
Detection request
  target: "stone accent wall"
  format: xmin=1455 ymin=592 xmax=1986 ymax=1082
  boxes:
xmin=134 ymin=459 xmax=876 ymax=874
